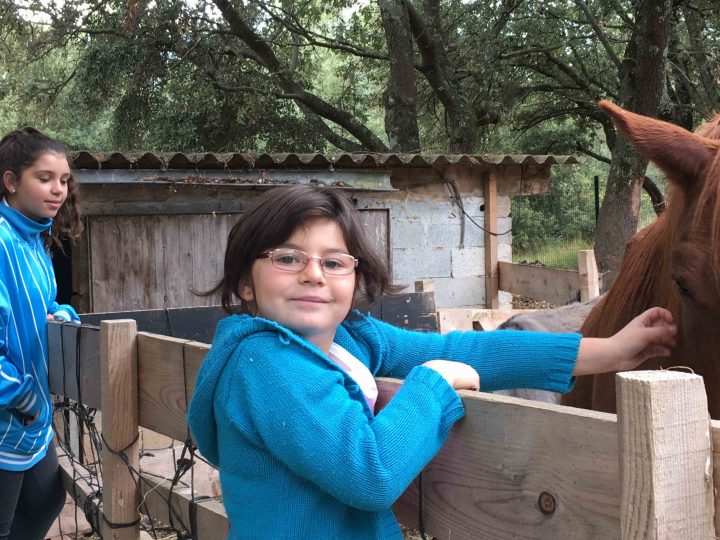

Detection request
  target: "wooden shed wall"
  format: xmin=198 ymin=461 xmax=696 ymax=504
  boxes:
xmin=86 ymin=210 xmax=388 ymax=312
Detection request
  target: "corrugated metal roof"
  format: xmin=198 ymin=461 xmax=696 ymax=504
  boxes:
xmin=70 ymin=151 xmax=583 ymax=170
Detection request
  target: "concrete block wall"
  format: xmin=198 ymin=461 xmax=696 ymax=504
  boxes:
xmin=359 ymin=190 xmax=513 ymax=309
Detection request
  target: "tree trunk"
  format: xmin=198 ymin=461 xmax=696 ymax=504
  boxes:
xmin=594 ymin=0 xmax=673 ymax=288
xmin=379 ymin=0 xmax=420 ymax=152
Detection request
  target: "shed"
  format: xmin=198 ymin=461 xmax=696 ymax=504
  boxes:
xmin=60 ymin=151 xmax=581 ymax=313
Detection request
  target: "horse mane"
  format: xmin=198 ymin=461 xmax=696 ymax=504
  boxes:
xmin=692 ymin=112 xmax=720 ymax=288
xmin=580 ymin=112 xmax=720 ymax=337
xmin=580 ymin=199 xmax=682 ymax=337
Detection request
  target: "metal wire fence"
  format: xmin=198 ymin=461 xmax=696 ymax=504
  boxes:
xmin=512 ymin=172 xmax=666 ymax=270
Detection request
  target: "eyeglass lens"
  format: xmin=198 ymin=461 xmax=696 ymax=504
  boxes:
xmin=270 ymin=249 xmax=356 ymax=275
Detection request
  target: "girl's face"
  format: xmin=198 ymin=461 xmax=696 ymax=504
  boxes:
xmin=3 ymin=151 xmax=70 ymax=221
xmin=241 ymin=218 xmax=357 ymax=354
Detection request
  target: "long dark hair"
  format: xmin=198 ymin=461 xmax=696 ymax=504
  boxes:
xmin=205 ymin=185 xmax=395 ymax=314
xmin=0 ymin=127 xmax=83 ymax=249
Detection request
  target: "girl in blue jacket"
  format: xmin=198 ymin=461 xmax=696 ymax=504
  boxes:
xmin=0 ymin=128 xmax=83 ymax=540
xmin=188 ymin=185 xmax=676 ymax=540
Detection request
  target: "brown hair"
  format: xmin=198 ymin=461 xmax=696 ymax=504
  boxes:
xmin=0 ymin=127 xmax=83 ymax=249
xmin=205 ymin=185 xmax=395 ymax=314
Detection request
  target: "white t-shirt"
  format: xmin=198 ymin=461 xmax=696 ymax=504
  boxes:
xmin=328 ymin=342 xmax=378 ymax=411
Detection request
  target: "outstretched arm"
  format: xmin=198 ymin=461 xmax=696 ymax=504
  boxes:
xmin=573 ymin=307 xmax=676 ymax=376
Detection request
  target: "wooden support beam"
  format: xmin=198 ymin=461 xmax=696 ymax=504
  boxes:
xmin=484 ymin=172 xmax=499 ymax=309
xmin=616 ymin=371 xmax=715 ymax=539
xmin=578 ymin=250 xmax=600 ymax=301
xmin=100 ymin=320 xmax=140 ymax=540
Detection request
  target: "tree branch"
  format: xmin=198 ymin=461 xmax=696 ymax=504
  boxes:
xmin=573 ymin=0 xmax=624 ymax=72
xmin=212 ymin=0 xmax=388 ymax=151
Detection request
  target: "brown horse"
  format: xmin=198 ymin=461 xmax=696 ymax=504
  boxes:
xmin=561 ymin=101 xmax=720 ymax=418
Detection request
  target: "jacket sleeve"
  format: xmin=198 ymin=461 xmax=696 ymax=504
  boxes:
xmin=222 ymin=334 xmax=464 ymax=512
xmin=48 ymin=302 xmax=81 ymax=323
xmin=0 ymin=280 xmax=41 ymax=417
xmin=365 ymin=317 xmax=581 ymax=393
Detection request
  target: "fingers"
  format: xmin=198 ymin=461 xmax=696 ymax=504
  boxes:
xmin=636 ymin=307 xmax=675 ymax=328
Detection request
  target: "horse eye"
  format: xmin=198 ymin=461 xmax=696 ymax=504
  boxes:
xmin=672 ymin=277 xmax=694 ymax=300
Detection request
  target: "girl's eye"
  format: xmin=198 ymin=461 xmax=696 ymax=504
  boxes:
xmin=276 ymin=255 xmax=300 ymax=265
xmin=323 ymin=259 xmax=343 ymax=269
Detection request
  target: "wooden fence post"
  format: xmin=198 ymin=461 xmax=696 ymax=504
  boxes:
xmin=100 ymin=320 xmax=140 ymax=540
xmin=484 ymin=171 xmax=499 ymax=309
xmin=578 ymin=249 xmax=600 ymax=301
xmin=616 ymin=370 xmax=715 ymax=539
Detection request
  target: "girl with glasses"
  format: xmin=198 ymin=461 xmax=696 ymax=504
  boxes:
xmin=188 ymin=184 xmax=675 ymax=540
xmin=0 ymin=128 xmax=83 ymax=540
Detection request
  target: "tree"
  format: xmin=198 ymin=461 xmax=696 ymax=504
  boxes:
xmin=2 ymin=0 xmax=718 ymax=279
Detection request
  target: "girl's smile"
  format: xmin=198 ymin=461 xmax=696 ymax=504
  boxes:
xmin=241 ymin=218 xmax=357 ymax=354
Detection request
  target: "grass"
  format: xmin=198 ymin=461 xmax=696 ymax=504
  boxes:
xmin=513 ymin=237 xmax=594 ymax=270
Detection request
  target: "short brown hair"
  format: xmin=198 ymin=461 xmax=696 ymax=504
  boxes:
xmin=205 ymin=185 xmax=394 ymax=314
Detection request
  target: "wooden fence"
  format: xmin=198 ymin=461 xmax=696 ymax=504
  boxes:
xmin=48 ymin=319 xmax=719 ymax=540
xmin=498 ymin=249 xmax=601 ymax=305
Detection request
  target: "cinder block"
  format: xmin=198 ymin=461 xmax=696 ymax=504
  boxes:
xmin=497 ymin=196 xmax=511 ymax=218
xmin=497 ymin=217 xmax=513 ymax=244
xmin=499 ymin=291 xmax=513 ymax=310
xmin=391 ymin=218 xmax=426 ymax=248
xmin=460 ymin=215 xmax=485 ymax=247
xmin=433 ymin=276 xmax=486 ymax=308
xmin=392 ymin=247 xmax=451 ymax=283
xmin=451 ymin=247 xmax=485 ymax=277
xmin=498 ymin=243 xmax=512 ymax=262
xmin=426 ymin=220 xmax=462 ymax=248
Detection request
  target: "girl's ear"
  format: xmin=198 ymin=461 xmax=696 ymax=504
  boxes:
xmin=2 ymin=171 xmax=17 ymax=193
xmin=239 ymin=284 xmax=254 ymax=301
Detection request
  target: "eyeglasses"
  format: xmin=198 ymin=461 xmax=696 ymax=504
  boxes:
xmin=258 ymin=248 xmax=358 ymax=276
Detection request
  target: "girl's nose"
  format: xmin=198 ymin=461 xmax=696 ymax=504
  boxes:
xmin=300 ymin=257 xmax=325 ymax=282
xmin=50 ymin=180 xmax=65 ymax=194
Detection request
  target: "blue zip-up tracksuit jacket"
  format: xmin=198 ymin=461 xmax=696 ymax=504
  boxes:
xmin=0 ymin=199 xmax=79 ymax=471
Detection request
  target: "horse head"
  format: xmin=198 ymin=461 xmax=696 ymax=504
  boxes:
xmin=563 ymin=101 xmax=720 ymax=417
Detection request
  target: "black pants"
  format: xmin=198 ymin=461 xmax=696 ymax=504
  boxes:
xmin=0 ymin=443 xmax=66 ymax=540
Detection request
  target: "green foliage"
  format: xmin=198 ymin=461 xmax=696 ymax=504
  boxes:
xmin=511 ymin=158 xmax=607 ymax=255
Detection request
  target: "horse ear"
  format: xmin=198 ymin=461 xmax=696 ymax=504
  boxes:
xmin=599 ymin=100 xmax=720 ymax=192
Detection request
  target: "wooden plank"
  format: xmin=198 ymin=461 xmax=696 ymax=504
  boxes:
xmin=81 ymin=306 xmax=227 ymax=343
xmin=100 ymin=320 xmax=140 ymax=540
xmin=137 ymin=333 xmax=209 ymax=441
xmin=616 ymin=371 xmax=714 ymax=539
xmin=484 ymin=171 xmax=499 ymax=309
xmin=137 ymin=473 xmax=229 ymax=540
xmin=48 ymin=322 xmax=101 ymax=409
xmin=376 ymin=378 xmax=621 ymax=539
xmin=357 ymin=209 xmax=390 ymax=266
xmin=379 ymin=292 xmax=437 ymax=332
xmin=88 ymin=209 xmax=388 ymax=312
xmin=577 ymin=250 xmax=600 ymax=301
xmin=89 ymin=214 xmax=239 ymax=312
xmin=498 ymin=261 xmax=580 ymax=305
xmin=436 ymin=308 xmax=538 ymax=333
xmin=711 ymin=419 xmax=720 ymax=534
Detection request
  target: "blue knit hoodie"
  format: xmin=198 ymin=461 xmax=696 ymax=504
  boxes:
xmin=188 ymin=313 xmax=580 ymax=539
xmin=0 ymin=199 xmax=79 ymax=471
